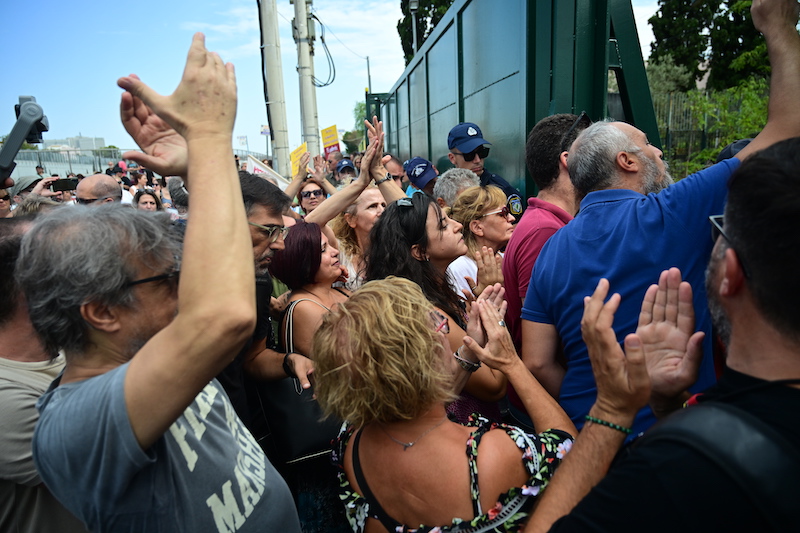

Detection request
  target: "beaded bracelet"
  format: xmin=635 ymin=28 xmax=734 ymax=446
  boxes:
xmin=584 ymin=415 xmax=633 ymax=435
xmin=453 ymin=347 xmax=481 ymax=373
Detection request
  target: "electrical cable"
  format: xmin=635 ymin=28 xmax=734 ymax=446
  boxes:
xmin=310 ymin=13 xmax=335 ymax=87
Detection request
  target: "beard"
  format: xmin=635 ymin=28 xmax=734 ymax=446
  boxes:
xmin=642 ymin=155 xmax=674 ymax=195
xmin=705 ymin=250 xmax=732 ymax=346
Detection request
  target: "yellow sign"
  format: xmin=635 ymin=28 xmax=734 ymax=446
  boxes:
xmin=290 ymin=142 xmax=308 ymax=177
xmin=321 ymin=125 xmax=339 ymax=147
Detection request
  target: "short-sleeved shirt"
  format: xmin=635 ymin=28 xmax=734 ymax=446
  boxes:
xmin=333 ymin=416 xmax=573 ymax=532
xmin=33 ymin=363 xmax=300 ymax=533
xmin=522 ymin=159 xmax=740 ymax=435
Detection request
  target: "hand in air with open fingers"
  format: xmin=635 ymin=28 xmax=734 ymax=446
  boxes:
xmin=468 ymin=246 xmax=503 ymax=296
xmin=638 ymin=268 xmax=705 ymax=401
xmin=119 ymin=74 xmax=189 ymax=177
xmin=581 ymin=278 xmax=651 ymax=417
xmin=117 ymin=33 xmax=237 ymax=146
xmin=464 ymin=299 xmax=518 ymax=374
xmin=294 ymin=152 xmax=311 ymax=181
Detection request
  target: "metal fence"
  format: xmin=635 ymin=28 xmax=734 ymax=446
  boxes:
xmin=7 ymin=148 xmax=269 ymax=179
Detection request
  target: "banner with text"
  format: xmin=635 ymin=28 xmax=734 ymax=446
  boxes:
xmin=321 ymin=125 xmax=340 ymax=158
xmin=290 ymin=143 xmax=308 ymax=178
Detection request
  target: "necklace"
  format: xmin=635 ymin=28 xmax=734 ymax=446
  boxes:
xmin=379 ymin=418 xmax=448 ymax=451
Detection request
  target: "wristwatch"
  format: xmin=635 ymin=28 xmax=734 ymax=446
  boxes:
xmin=374 ymin=173 xmax=393 ymax=186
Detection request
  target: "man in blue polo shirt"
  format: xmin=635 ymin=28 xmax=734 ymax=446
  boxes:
xmin=447 ymin=122 xmax=523 ymax=220
xmin=520 ymin=0 xmax=800 ymax=437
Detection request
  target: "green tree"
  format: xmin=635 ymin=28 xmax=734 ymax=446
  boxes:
xmin=707 ymin=0 xmax=767 ymax=90
xmin=648 ymin=0 xmax=717 ymax=90
xmin=397 ymin=0 xmax=454 ymax=65
xmin=353 ymin=101 xmax=367 ymax=131
xmin=647 ymin=55 xmax=694 ymax=93
xmin=0 ymin=134 xmax=39 ymax=150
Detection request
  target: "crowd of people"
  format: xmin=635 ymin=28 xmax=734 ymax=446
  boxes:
xmin=1 ymin=1 xmax=800 ymax=532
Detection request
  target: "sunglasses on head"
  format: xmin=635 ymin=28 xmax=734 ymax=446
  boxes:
xmin=452 ymin=146 xmax=490 ymax=162
xmin=300 ymin=189 xmax=325 ymax=199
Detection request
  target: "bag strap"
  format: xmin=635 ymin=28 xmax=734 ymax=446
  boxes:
xmin=637 ymin=402 xmax=800 ymax=531
xmin=351 ymin=429 xmax=404 ymax=532
xmin=283 ymin=298 xmax=330 ymax=354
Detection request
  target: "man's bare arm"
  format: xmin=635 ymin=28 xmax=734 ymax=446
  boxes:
xmin=120 ymin=34 xmax=256 ymax=450
xmin=735 ymin=0 xmax=800 ymax=160
xmin=521 ymin=319 xmax=564 ymax=398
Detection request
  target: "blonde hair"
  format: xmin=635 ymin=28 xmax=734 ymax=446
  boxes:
xmin=449 ymin=185 xmax=507 ymax=255
xmin=312 ymin=276 xmax=456 ymax=427
xmin=331 ymin=185 xmax=378 ymax=260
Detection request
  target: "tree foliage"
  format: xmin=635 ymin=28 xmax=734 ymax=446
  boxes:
xmin=707 ymin=1 xmax=766 ymax=90
xmin=648 ymin=0 xmax=767 ymax=91
xmin=648 ymin=0 xmax=716 ymax=90
xmin=647 ymin=55 xmax=694 ymax=93
xmin=397 ymin=0 xmax=453 ymax=65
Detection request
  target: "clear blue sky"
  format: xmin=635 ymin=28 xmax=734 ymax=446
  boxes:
xmin=0 ymin=0 xmax=657 ymax=154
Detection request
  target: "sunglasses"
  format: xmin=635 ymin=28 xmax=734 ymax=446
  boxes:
xmin=479 ymin=206 xmax=510 ymax=219
xmin=709 ymin=215 xmax=751 ymax=278
xmin=0 ymin=195 xmax=9 ymax=201
xmin=560 ymin=111 xmax=591 ymax=153
xmin=126 ymin=269 xmax=180 ymax=288
xmin=300 ymin=189 xmax=325 ymax=199
xmin=75 ymin=196 xmax=110 ymax=205
xmin=249 ymin=221 xmax=290 ymax=243
xmin=452 ymin=146 xmax=490 ymax=162
xmin=431 ymin=310 xmax=450 ymax=334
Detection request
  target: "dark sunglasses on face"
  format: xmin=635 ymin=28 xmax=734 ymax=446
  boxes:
xmin=709 ymin=215 xmax=751 ymax=278
xmin=75 ymin=196 xmax=109 ymax=205
xmin=300 ymin=189 xmax=325 ymax=199
xmin=0 ymin=195 xmax=9 ymax=201
xmin=479 ymin=206 xmax=510 ymax=219
xmin=452 ymin=146 xmax=490 ymax=162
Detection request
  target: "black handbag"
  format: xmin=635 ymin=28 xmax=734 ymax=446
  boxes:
xmin=257 ymin=298 xmax=342 ymax=465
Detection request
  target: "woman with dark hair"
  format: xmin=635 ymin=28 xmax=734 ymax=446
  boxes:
xmin=313 ymin=276 xmax=575 ymax=532
xmin=133 ymin=189 xmax=163 ymax=212
xmin=365 ymin=193 xmax=507 ymax=422
xmin=267 ymin=220 xmax=351 ymax=533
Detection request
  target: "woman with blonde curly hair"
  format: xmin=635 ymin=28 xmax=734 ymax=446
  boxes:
xmin=448 ymin=185 xmax=515 ymax=299
xmin=313 ymin=276 xmax=575 ymax=533
xmin=331 ymin=186 xmax=386 ymax=291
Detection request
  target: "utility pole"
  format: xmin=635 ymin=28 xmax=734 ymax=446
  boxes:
xmin=293 ymin=0 xmax=321 ymax=157
xmin=259 ymin=0 xmax=291 ymax=177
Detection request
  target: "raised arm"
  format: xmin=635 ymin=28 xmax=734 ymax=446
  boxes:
xmin=118 ymin=34 xmax=256 ymax=450
xmin=365 ymin=116 xmax=406 ymax=203
xmin=735 ymin=0 xmax=800 ymax=160
xmin=283 ymin=151 xmax=311 ymax=202
xmin=304 ymin=137 xmax=380 ymax=227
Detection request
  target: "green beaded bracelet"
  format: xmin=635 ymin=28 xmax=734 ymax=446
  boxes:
xmin=584 ymin=415 xmax=633 ymax=435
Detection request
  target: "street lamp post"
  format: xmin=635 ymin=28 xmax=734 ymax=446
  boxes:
xmin=409 ymin=0 xmax=419 ymax=55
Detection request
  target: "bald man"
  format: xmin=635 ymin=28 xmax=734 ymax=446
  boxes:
xmin=75 ymin=174 xmax=125 ymax=205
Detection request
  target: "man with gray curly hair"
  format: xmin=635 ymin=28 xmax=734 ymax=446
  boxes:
xmin=16 ymin=35 xmax=300 ymax=533
xmin=432 ymin=167 xmax=480 ymax=209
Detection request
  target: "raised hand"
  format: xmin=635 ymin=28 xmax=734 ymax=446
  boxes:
xmin=465 ymin=299 xmax=518 ymax=373
xmin=637 ymin=268 xmax=704 ymax=412
xmin=581 ymin=278 xmax=650 ymax=418
xmin=119 ymin=74 xmax=189 ymax=177
xmin=466 ymin=246 xmax=503 ymax=297
xmin=117 ymin=33 xmax=237 ymax=179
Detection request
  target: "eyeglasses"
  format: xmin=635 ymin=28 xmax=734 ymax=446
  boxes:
xmin=479 ymin=206 xmax=510 ymax=219
xmin=432 ymin=310 xmax=450 ymax=334
xmin=126 ymin=269 xmax=181 ymax=288
xmin=560 ymin=111 xmax=591 ymax=153
xmin=248 ymin=221 xmax=290 ymax=243
xmin=452 ymin=146 xmax=490 ymax=162
xmin=300 ymin=189 xmax=325 ymax=199
xmin=709 ymin=215 xmax=750 ymax=278
xmin=75 ymin=196 xmax=109 ymax=205
xmin=389 ymin=173 xmax=404 ymax=181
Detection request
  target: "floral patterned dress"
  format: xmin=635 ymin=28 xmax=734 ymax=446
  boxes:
xmin=331 ymin=415 xmax=574 ymax=532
